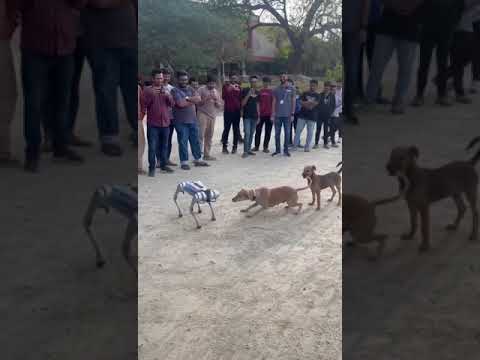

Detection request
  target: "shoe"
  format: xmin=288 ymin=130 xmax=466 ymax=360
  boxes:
xmin=304 ymin=148 xmax=310 ymax=152
xmin=435 ymin=97 xmax=451 ymax=106
xmin=160 ymin=166 xmax=174 ymax=173
xmin=231 ymin=147 xmax=237 ymax=154
xmin=148 ymin=169 xmax=155 ymax=177
xmin=323 ymin=144 xmax=330 ymax=149
xmin=241 ymin=153 xmax=249 ymax=158
xmin=313 ymin=144 xmax=319 ymax=149
xmin=203 ymin=155 xmax=217 ymax=161
xmin=193 ymin=160 xmax=210 ymax=167
xmin=331 ymin=143 xmax=339 ymax=148
xmin=167 ymin=160 xmax=177 ymax=166
xmin=263 ymin=148 xmax=270 ymax=153
xmin=24 ymin=158 xmax=39 ymax=173
xmin=252 ymin=147 xmax=259 ymax=152
xmin=69 ymin=135 xmax=93 ymax=147
xmin=181 ymin=164 xmax=190 ymax=170
xmin=456 ymin=95 xmax=472 ymax=104
xmin=101 ymin=143 xmax=123 ymax=157
xmin=411 ymin=96 xmax=424 ymax=107
xmin=248 ymin=151 xmax=256 ymax=156
xmin=54 ymin=149 xmax=84 ymax=164
xmin=271 ymin=151 xmax=280 ymax=157
xmin=222 ymin=147 xmax=229 ymax=154
xmin=284 ymin=152 xmax=291 ymax=157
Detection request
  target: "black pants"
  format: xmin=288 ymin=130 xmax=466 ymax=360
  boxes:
xmin=315 ymin=117 xmax=335 ymax=145
xmin=22 ymin=51 xmax=74 ymax=159
xmin=417 ymin=30 xmax=452 ymax=97
xmin=254 ymin=116 xmax=273 ymax=149
xmin=472 ymin=21 xmax=480 ymax=82
xmin=449 ymin=31 xmax=475 ymax=96
xmin=221 ymin=110 xmax=241 ymax=148
xmin=289 ymin=114 xmax=298 ymax=144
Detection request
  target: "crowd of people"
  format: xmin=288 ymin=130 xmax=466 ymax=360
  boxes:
xmin=343 ymin=0 xmax=480 ymax=123
xmin=0 ymin=0 xmax=137 ymax=172
xmin=138 ymin=70 xmax=343 ymax=177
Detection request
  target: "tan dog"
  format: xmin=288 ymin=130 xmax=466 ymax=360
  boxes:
xmin=302 ymin=164 xmax=342 ymax=210
xmin=232 ymin=179 xmax=311 ymax=217
xmin=386 ymin=143 xmax=480 ymax=252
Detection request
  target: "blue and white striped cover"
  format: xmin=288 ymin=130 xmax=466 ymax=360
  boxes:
xmin=179 ymin=181 xmax=220 ymax=203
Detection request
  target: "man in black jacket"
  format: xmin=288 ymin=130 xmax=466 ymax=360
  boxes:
xmin=314 ymin=82 xmax=336 ymax=150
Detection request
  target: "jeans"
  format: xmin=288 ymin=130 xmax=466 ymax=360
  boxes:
xmin=243 ymin=118 xmax=257 ymax=154
xmin=254 ymin=116 xmax=273 ymax=149
xmin=366 ymin=34 xmax=417 ymax=107
xmin=174 ymin=122 xmax=202 ymax=164
xmin=87 ymin=47 xmax=137 ymax=143
xmin=294 ymin=118 xmax=315 ymax=150
xmin=221 ymin=110 xmax=241 ymax=148
xmin=343 ymin=31 xmax=361 ymax=116
xmin=21 ymin=51 xmax=74 ymax=159
xmin=147 ymin=124 xmax=169 ymax=170
xmin=274 ymin=116 xmax=291 ymax=154
xmin=315 ymin=117 xmax=334 ymax=146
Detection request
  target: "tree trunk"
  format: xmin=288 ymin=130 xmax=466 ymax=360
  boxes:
xmin=287 ymin=47 xmax=303 ymax=74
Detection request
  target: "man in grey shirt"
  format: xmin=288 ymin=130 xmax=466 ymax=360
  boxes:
xmin=271 ymin=74 xmax=296 ymax=157
xmin=82 ymin=0 xmax=137 ymax=156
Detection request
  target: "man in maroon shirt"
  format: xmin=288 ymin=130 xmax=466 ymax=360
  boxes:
xmin=142 ymin=69 xmax=175 ymax=176
xmin=221 ymin=73 xmax=242 ymax=154
xmin=253 ymin=76 xmax=274 ymax=153
xmin=8 ymin=0 xmax=87 ymax=172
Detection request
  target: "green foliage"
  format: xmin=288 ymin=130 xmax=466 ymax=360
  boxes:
xmin=324 ymin=62 xmax=343 ymax=82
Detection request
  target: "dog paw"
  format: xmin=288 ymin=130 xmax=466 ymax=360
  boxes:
xmin=401 ymin=233 xmax=413 ymax=240
xmin=196 ymin=225 xmax=202 ymax=229
xmin=445 ymin=224 xmax=458 ymax=231
xmin=178 ymin=214 xmax=183 ymax=218
xmin=418 ymin=244 xmax=430 ymax=253
xmin=211 ymin=217 xmax=216 ymax=222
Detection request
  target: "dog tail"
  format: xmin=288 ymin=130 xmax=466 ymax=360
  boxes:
xmin=296 ymin=177 xmax=312 ymax=192
xmin=336 ymin=161 xmax=343 ymax=174
xmin=371 ymin=194 xmax=402 ymax=207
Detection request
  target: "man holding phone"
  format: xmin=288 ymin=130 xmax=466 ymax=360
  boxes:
xmin=271 ymin=74 xmax=296 ymax=157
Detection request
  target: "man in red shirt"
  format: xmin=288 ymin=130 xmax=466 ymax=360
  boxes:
xmin=221 ymin=73 xmax=242 ymax=154
xmin=8 ymin=0 xmax=87 ymax=172
xmin=142 ymin=69 xmax=175 ymax=176
xmin=253 ymin=76 xmax=274 ymax=153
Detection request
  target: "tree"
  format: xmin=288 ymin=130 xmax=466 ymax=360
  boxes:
xmin=210 ymin=0 xmax=341 ymax=73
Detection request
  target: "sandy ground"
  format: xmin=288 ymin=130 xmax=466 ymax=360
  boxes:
xmin=343 ymin=56 xmax=480 ymax=359
xmin=1 ymin=33 xmax=137 ymax=359
xmin=138 ymin=121 xmax=342 ymax=359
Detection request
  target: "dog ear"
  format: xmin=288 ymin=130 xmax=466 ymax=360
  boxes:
xmin=409 ymin=146 xmax=419 ymax=159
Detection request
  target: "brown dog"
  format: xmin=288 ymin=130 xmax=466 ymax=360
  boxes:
xmin=343 ymin=191 xmax=405 ymax=261
xmin=302 ymin=164 xmax=342 ymax=210
xmin=386 ymin=143 xmax=480 ymax=252
xmin=232 ymin=179 xmax=311 ymax=217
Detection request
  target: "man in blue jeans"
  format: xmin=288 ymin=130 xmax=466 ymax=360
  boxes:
xmin=171 ymin=72 xmax=209 ymax=170
xmin=271 ymin=74 xmax=296 ymax=157
xmin=293 ymin=79 xmax=320 ymax=152
xmin=240 ymin=75 xmax=260 ymax=158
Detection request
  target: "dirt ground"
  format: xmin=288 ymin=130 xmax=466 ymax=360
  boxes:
xmin=343 ymin=58 xmax=480 ymax=359
xmin=1 ymin=33 xmax=137 ymax=360
xmin=138 ymin=122 xmax=342 ymax=359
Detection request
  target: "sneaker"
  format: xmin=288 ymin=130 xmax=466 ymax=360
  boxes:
xmin=323 ymin=144 xmax=330 ymax=149
xmin=69 ymin=135 xmax=93 ymax=147
xmin=263 ymin=148 xmax=270 ymax=153
xmin=435 ymin=97 xmax=451 ymax=106
xmin=101 ymin=143 xmax=123 ymax=157
xmin=167 ymin=160 xmax=177 ymax=166
xmin=271 ymin=151 xmax=281 ymax=157
xmin=252 ymin=147 xmax=259 ymax=152
xmin=160 ymin=166 xmax=174 ymax=173
xmin=231 ymin=147 xmax=237 ymax=154
xmin=53 ymin=149 xmax=84 ymax=164
xmin=284 ymin=152 xmax=291 ymax=157
xmin=193 ymin=160 xmax=210 ymax=167
xmin=411 ymin=96 xmax=424 ymax=107
xmin=148 ymin=169 xmax=155 ymax=177
xmin=181 ymin=164 xmax=191 ymax=170
xmin=241 ymin=153 xmax=249 ymax=158
xmin=456 ymin=95 xmax=472 ymax=104
xmin=331 ymin=143 xmax=339 ymax=148
xmin=222 ymin=147 xmax=229 ymax=154
xmin=203 ymin=155 xmax=217 ymax=161
xmin=313 ymin=144 xmax=319 ymax=149
xmin=247 ymin=151 xmax=256 ymax=156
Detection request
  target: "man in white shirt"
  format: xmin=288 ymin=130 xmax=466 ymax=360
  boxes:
xmin=332 ymin=81 xmax=343 ymax=142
